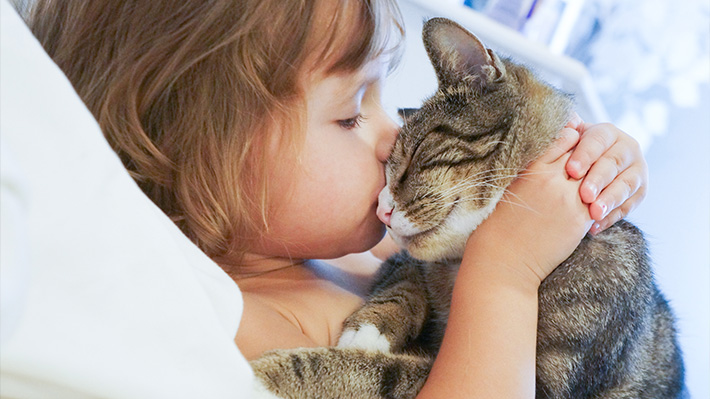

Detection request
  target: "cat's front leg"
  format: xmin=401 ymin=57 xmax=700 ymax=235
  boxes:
xmin=251 ymin=347 xmax=431 ymax=399
xmin=338 ymin=252 xmax=430 ymax=353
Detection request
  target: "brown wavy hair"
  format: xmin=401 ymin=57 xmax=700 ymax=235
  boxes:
xmin=28 ymin=0 xmax=403 ymax=260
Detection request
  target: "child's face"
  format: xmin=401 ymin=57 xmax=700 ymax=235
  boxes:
xmin=258 ymin=58 xmax=399 ymax=259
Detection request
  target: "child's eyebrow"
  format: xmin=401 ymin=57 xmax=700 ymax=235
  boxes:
xmin=326 ymin=62 xmax=384 ymax=109
xmin=346 ymin=69 xmax=383 ymax=99
xmin=333 ymin=84 xmax=366 ymax=109
xmin=346 ymin=58 xmax=386 ymax=88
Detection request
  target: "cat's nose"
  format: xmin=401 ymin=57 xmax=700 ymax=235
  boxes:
xmin=377 ymin=203 xmax=393 ymax=227
xmin=377 ymin=188 xmax=394 ymax=227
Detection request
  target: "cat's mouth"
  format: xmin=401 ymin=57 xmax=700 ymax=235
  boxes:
xmin=388 ymin=199 xmax=458 ymax=248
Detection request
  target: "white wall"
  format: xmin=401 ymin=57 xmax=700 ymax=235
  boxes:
xmin=629 ymin=89 xmax=710 ymax=399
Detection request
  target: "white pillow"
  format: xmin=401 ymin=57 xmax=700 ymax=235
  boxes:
xmin=0 ymin=1 xmax=255 ymax=397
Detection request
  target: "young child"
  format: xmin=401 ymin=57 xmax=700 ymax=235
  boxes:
xmin=29 ymin=0 xmax=647 ymax=397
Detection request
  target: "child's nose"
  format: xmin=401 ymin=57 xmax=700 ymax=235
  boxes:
xmin=377 ymin=187 xmax=394 ymax=226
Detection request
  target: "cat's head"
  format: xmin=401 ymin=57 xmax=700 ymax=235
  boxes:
xmin=379 ymin=18 xmax=574 ymax=261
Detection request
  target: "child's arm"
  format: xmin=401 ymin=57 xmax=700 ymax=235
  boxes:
xmin=417 ymin=126 xmax=592 ymax=398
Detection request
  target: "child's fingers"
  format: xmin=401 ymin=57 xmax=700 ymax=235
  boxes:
xmin=566 ymin=123 xmax=618 ymax=179
xmin=579 ymin=142 xmax=638 ymax=204
xmin=538 ymin=127 xmax=580 ymax=164
xmin=588 ymin=165 xmax=647 ymax=221
xmin=564 ymin=112 xmax=583 ymax=130
xmin=589 ymin=188 xmax=647 ymax=235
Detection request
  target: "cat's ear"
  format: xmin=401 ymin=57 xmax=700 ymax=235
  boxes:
xmin=422 ymin=17 xmax=505 ymax=89
xmin=397 ymin=108 xmax=419 ymax=121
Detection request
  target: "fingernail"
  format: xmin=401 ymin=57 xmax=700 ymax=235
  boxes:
xmin=568 ymin=160 xmax=581 ymax=174
xmin=591 ymin=223 xmax=602 ymax=235
xmin=586 ymin=183 xmax=598 ymax=199
xmin=599 ymin=203 xmax=608 ymax=218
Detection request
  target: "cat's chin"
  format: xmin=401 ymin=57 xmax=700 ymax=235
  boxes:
xmin=389 ymin=225 xmax=468 ymax=262
xmin=389 ymin=194 xmax=503 ymax=262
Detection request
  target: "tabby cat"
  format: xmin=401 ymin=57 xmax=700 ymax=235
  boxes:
xmin=251 ymin=17 xmax=685 ymax=399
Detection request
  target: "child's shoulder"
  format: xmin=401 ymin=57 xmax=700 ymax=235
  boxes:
xmin=234 ymin=254 xmax=386 ymax=360
xmin=236 ymin=290 xmax=318 ymax=360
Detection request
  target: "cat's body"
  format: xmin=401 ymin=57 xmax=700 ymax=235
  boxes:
xmin=340 ymin=220 xmax=683 ymax=398
xmin=251 ymin=18 xmax=685 ymax=399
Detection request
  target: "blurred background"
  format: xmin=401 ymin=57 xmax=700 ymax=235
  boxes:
xmin=383 ymin=1 xmax=709 ymax=397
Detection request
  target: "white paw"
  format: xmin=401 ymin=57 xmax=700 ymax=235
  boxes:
xmin=337 ymin=323 xmax=391 ymax=353
xmin=251 ymin=378 xmax=285 ymax=399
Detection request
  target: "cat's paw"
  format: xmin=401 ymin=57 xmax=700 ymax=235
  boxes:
xmin=252 ymin=378 xmax=285 ymax=399
xmin=337 ymin=323 xmax=391 ymax=353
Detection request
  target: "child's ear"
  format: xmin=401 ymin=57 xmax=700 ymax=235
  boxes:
xmin=422 ymin=17 xmax=505 ymax=90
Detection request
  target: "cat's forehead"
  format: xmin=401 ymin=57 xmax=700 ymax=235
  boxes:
xmin=395 ymin=104 xmax=458 ymax=156
xmin=399 ymin=91 xmax=500 ymax=139
xmin=396 ymin=111 xmax=434 ymax=149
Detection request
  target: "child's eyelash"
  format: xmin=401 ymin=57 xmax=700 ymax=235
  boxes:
xmin=337 ymin=114 xmax=366 ymax=130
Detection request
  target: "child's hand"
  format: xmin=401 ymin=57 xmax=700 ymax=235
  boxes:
xmin=565 ymin=122 xmax=648 ymax=235
xmin=466 ymin=127 xmax=594 ymax=286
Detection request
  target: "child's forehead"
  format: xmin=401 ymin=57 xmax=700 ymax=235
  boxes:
xmin=341 ymin=57 xmax=388 ymax=84
xmin=308 ymin=57 xmax=387 ymax=95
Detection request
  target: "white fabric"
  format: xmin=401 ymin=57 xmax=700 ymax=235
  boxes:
xmin=0 ymin=1 xmax=256 ymax=397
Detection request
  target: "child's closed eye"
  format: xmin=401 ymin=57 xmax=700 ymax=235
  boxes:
xmin=337 ymin=114 xmax=366 ymax=130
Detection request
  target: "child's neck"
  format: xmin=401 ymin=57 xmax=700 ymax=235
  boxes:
xmin=216 ymin=252 xmax=309 ymax=281
xmin=216 ymin=251 xmax=381 ymax=298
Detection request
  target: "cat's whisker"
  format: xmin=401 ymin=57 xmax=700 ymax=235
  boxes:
xmin=435 ymin=172 xmax=519 ymax=201
xmin=515 ymin=169 xmax=559 ymax=179
xmin=447 ymin=196 xmax=495 ymax=206
xmin=436 ymin=181 xmax=509 ymax=203
xmin=441 ymin=181 xmax=504 ymax=197
xmin=499 ymin=189 xmax=540 ymax=214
